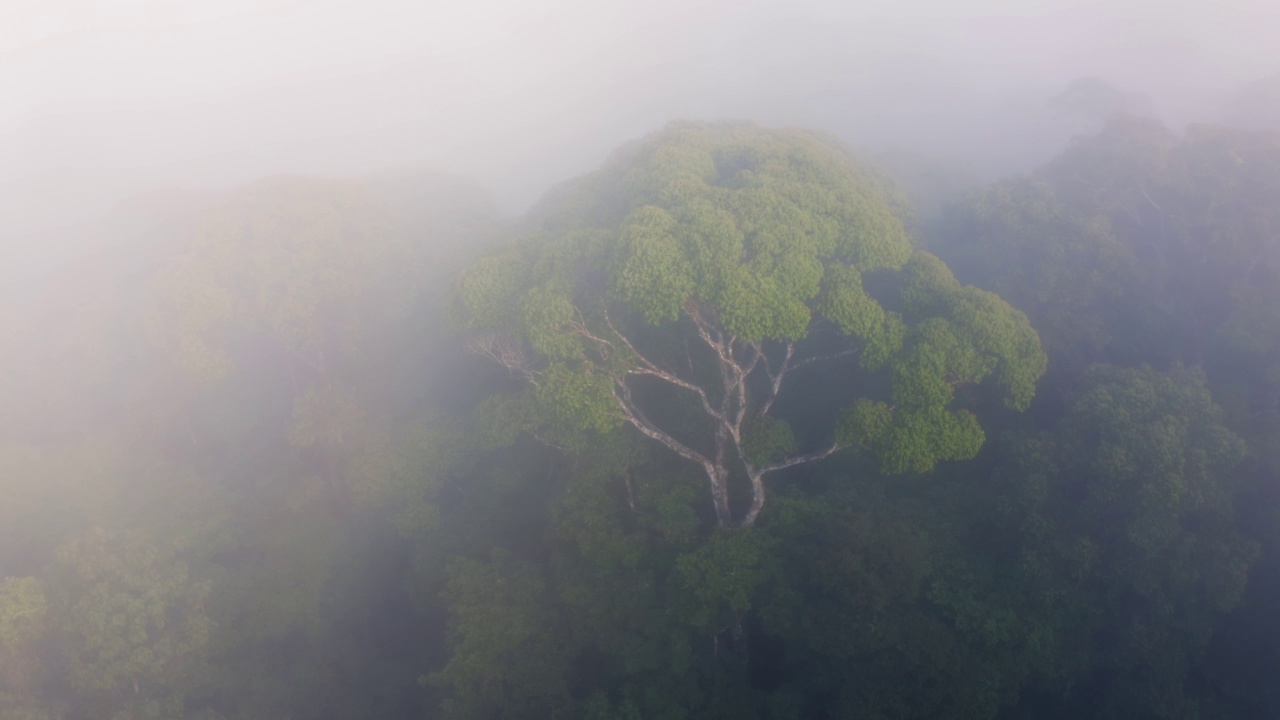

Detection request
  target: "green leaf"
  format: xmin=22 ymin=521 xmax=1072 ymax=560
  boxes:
xmin=535 ymin=364 xmax=623 ymax=436
xmin=615 ymin=206 xmax=695 ymax=324
xmin=741 ymin=416 xmax=798 ymax=466
xmin=816 ymin=263 xmax=885 ymax=338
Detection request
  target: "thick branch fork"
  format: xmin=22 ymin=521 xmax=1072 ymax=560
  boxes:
xmin=469 ymin=303 xmax=853 ymax=527
xmin=601 ymin=302 xmax=849 ymax=527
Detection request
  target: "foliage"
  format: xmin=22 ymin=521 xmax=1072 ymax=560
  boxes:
xmin=979 ymin=365 xmax=1258 ymax=718
xmin=456 ymin=121 xmax=1045 ymax=526
xmin=4 ymin=115 xmax=1280 ymax=720
xmin=50 ymin=528 xmax=212 ymax=720
xmin=431 ymin=549 xmax=573 ymax=720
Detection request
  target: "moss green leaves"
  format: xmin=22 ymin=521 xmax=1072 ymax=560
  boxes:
xmin=719 ymin=266 xmax=815 ymax=342
xmin=535 ymin=365 xmax=624 ymax=436
xmin=1062 ymin=365 xmax=1250 ymax=551
xmin=458 ymin=121 xmax=1045 ymax=524
xmin=948 ymin=287 xmax=1047 ymax=411
xmin=432 ymin=549 xmax=572 ymax=720
xmin=520 ymin=285 xmax=582 ymax=360
xmin=0 ymin=577 xmax=45 ymax=654
xmin=816 ymin=263 xmax=884 ymax=338
xmin=742 ymin=416 xmax=798 ymax=467
xmin=898 ymin=251 xmax=1047 ymax=411
xmin=466 ymin=122 xmax=919 ymax=348
xmin=615 ymin=206 xmax=694 ymax=324
xmin=671 ymin=530 xmax=776 ymax=633
xmin=0 ymin=577 xmax=49 ymax=718
xmin=831 ymin=250 xmax=1046 ymax=473
xmin=841 ymin=400 xmax=984 ymax=474
xmin=455 ymin=251 xmax=529 ymax=331
xmin=876 ymin=407 xmax=986 ymax=475
xmin=977 ymin=364 xmax=1258 ymax=716
xmin=860 ymin=312 xmax=907 ymax=371
xmin=52 ymin=528 xmax=212 ymax=720
xmin=900 ymin=251 xmax=963 ymax=320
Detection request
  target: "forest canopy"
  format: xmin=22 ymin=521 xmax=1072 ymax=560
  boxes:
xmin=455 ymin=122 xmax=1046 ymax=527
xmin=2 ymin=111 xmax=1280 ymax=720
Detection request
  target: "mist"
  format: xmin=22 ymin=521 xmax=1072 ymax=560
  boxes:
xmin=6 ymin=3 xmax=1280 ymax=719
xmin=5 ymin=0 xmax=1278 ymax=286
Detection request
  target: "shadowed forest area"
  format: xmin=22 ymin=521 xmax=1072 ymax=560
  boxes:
xmin=5 ymin=78 xmax=1280 ymax=720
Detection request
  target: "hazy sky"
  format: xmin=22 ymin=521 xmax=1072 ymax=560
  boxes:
xmin=3 ymin=0 xmax=1279 ymax=280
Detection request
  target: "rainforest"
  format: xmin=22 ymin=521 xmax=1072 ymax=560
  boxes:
xmin=3 ymin=111 xmax=1279 ymax=719
xmin=5 ymin=4 xmax=1280 ymax=718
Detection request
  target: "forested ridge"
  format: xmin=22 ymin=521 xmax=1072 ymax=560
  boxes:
xmin=3 ymin=113 xmax=1280 ymax=720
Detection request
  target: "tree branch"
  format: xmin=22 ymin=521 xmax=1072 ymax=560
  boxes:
xmin=757 ymin=343 xmax=794 ymax=418
xmin=739 ymin=438 xmax=847 ymax=527
xmin=466 ymin=333 xmax=538 ymax=384
xmin=685 ymin=301 xmax=734 ymax=366
xmin=760 ymin=440 xmax=847 ymax=476
xmin=758 ymin=346 xmax=860 ymax=418
xmin=614 ymin=378 xmax=731 ymax=525
xmin=613 ymin=380 xmax=715 ymax=474
xmin=600 ymin=312 xmax=725 ymax=422
xmin=790 ymin=348 xmax=860 ymax=371
xmin=567 ymin=311 xmax=615 ymax=361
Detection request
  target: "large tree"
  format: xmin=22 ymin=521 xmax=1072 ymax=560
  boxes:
xmin=457 ymin=122 xmax=1046 ymax=527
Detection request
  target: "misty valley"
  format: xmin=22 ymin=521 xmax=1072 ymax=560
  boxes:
xmin=4 ymin=103 xmax=1280 ymax=720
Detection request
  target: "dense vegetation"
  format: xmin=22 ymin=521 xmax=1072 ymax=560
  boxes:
xmin=2 ymin=112 xmax=1279 ymax=720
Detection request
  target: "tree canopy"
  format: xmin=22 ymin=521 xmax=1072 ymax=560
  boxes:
xmin=5 ymin=109 xmax=1280 ymax=720
xmin=456 ymin=121 xmax=1046 ymax=526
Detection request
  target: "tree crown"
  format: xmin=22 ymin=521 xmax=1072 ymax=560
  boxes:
xmin=457 ymin=121 xmax=1046 ymax=525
